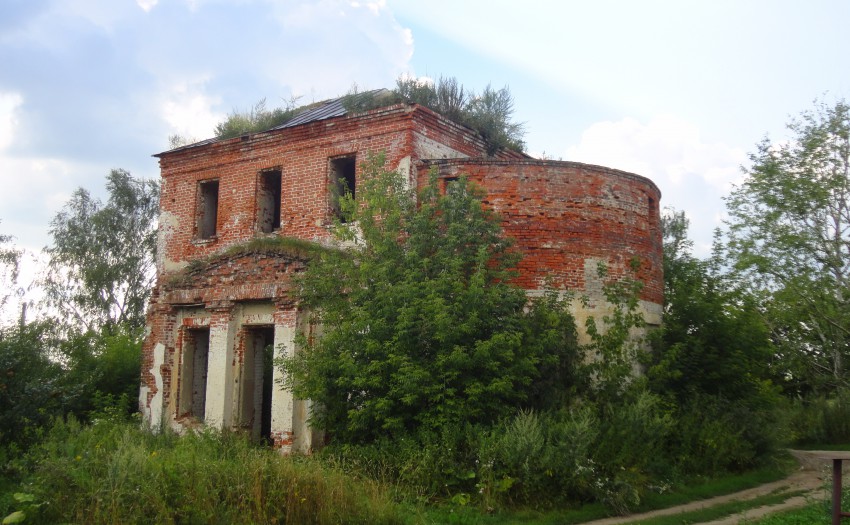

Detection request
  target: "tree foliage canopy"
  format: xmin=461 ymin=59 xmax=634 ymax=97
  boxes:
xmin=726 ymin=99 xmax=850 ymax=392
xmin=649 ymin=210 xmax=776 ymax=403
xmin=282 ymin=155 xmax=578 ymax=443
xmin=44 ymin=169 xmax=159 ymax=332
xmin=0 ymin=221 xmax=21 ymax=313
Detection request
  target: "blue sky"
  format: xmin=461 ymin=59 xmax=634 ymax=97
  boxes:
xmin=1 ymin=0 xmax=849 ymax=314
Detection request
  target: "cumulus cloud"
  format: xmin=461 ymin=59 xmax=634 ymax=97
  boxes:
xmin=566 ymin=115 xmax=747 ymax=255
xmin=160 ymin=78 xmax=224 ymax=143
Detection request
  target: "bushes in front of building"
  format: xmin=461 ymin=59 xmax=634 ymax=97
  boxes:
xmin=278 ymin=160 xmax=787 ymax=514
xmin=3 ymin=416 xmax=405 ymax=525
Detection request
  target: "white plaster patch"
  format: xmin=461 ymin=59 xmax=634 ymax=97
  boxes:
xmin=140 ymin=342 xmax=166 ymax=431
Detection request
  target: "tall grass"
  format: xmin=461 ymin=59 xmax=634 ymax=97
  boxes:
xmin=13 ymin=417 xmax=406 ymax=525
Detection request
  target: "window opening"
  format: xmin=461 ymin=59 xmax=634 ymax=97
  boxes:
xmin=329 ymin=155 xmax=356 ymax=222
xmin=257 ymin=169 xmax=282 ymax=233
xmin=197 ymin=180 xmax=219 ymax=239
xmin=180 ymin=328 xmax=210 ymax=420
xmin=240 ymin=326 xmax=275 ymax=444
xmin=440 ymin=176 xmax=459 ymax=195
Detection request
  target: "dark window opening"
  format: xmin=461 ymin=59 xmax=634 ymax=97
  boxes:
xmin=197 ymin=180 xmax=219 ymax=239
xmin=180 ymin=327 xmax=210 ymax=420
xmin=239 ymin=326 xmax=275 ymax=444
xmin=329 ymin=155 xmax=356 ymax=222
xmin=440 ymin=176 xmax=459 ymax=195
xmin=257 ymin=169 xmax=282 ymax=233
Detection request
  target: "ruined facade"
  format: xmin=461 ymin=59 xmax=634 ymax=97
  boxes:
xmin=140 ymin=98 xmax=663 ymax=452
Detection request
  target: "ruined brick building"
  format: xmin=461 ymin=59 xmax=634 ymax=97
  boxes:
xmin=140 ymin=95 xmax=663 ymax=452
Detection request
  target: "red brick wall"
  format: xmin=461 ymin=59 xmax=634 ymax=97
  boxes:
xmin=156 ymin=105 xmax=489 ymax=269
xmin=419 ymin=159 xmax=663 ymax=305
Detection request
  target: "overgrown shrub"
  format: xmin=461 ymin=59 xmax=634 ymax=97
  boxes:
xmin=10 ymin=417 xmax=404 ymax=525
xmin=786 ymin=390 xmax=850 ymax=445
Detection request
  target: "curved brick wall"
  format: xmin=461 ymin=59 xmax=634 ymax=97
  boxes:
xmin=420 ymin=159 xmax=663 ymax=306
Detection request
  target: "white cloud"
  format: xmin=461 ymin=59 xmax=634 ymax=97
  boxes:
xmin=566 ymin=115 xmax=747 ymax=256
xmin=137 ymin=0 xmax=159 ymax=13
xmin=160 ymin=78 xmax=224 ymax=142
xmin=0 ymin=92 xmax=23 ymax=150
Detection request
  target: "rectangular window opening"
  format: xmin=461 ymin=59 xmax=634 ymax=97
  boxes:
xmin=239 ymin=326 xmax=275 ymax=444
xmin=440 ymin=176 xmax=459 ymax=195
xmin=180 ymin=327 xmax=210 ymax=420
xmin=197 ymin=180 xmax=219 ymax=239
xmin=329 ymin=155 xmax=356 ymax=223
xmin=257 ymin=169 xmax=282 ymax=233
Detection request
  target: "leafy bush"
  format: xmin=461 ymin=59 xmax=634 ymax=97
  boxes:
xmin=0 ymin=323 xmax=65 ymax=449
xmin=786 ymin=390 xmax=850 ymax=446
xmin=282 ymin=156 xmax=580 ymax=443
xmin=9 ymin=417 xmax=404 ymax=525
xmin=476 ymin=408 xmax=599 ymax=509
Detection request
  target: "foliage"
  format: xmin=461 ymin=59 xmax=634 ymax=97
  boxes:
xmin=390 ymin=76 xmax=526 ymax=155
xmin=217 ymin=76 xmax=526 ymax=155
xmin=43 ymin=169 xmax=159 ymax=332
xmin=3 ymin=417 xmax=404 ymax=525
xmin=647 ymin=209 xmax=784 ymax=472
xmin=0 ymin=320 xmax=143 ymax=452
xmin=214 ymin=96 xmax=305 ymax=140
xmin=282 ymin=154 xmax=580 ymax=443
xmin=0 ymin=222 xmax=21 ymax=314
xmin=58 ymin=326 xmax=142 ymax=419
xmin=785 ymin=390 xmax=850 ymax=445
xmin=725 ymin=98 xmax=850 ymax=393
xmin=582 ymin=261 xmax=647 ymax=403
xmin=650 ymin=210 xmax=778 ymax=403
xmin=0 ymin=322 xmax=64 ymax=449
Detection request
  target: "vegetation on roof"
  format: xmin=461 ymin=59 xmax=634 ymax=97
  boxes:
xmin=346 ymin=76 xmax=526 ymax=155
xmin=166 ymin=236 xmax=339 ymax=288
xmin=198 ymin=76 xmax=526 ymax=156
xmin=214 ymin=96 xmax=313 ymax=140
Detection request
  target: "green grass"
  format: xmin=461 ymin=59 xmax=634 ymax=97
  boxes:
xmin=792 ymin=443 xmax=850 ymax=451
xmin=3 ymin=417 xmax=408 ymax=525
xmin=739 ymin=503 xmax=831 ymax=524
xmin=1 ymin=417 xmax=800 ymax=525
xmin=414 ymin=466 xmax=796 ymax=525
xmin=628 ymin=489 xmax=806 ymax=525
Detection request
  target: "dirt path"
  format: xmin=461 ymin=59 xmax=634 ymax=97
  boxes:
xmin=581 ymin=450 xmax=836 ymax=525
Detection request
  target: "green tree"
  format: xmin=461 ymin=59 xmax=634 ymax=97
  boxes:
xmin=282 ymin=155 xmax=579 ymax=443
xmin=725 ymin=99 xmax=850 ymax=392
xmin=648 ymin=210 xmax=781 ymax=471
xmin=0 ymin=322 xmax=64 ymax=448
xmin=59 ymin=326 xmax=143 ymax=418
xmin=650 ymin=210 xmax=776 ymax=403
xmin=43 ymin=169 xmax=159 ymax=332
xmin=0 ymin=222 xmax=21 ymax=314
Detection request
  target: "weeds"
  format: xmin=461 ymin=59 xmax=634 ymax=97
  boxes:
xmin=6 ymin=417 xmax=404 ymax=525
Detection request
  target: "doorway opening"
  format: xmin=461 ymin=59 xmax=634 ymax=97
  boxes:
xmin=240 ymin=326 xmax=275 ymax=443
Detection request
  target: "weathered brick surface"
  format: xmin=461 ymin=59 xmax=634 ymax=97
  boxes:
xmin=420 ymin=159 xmax=663 ymax=304
xmin=140 ymin=102 xmax=663 ymax=441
